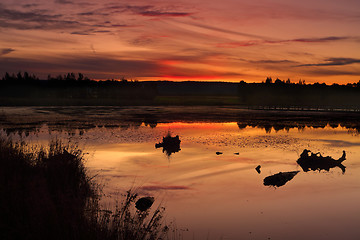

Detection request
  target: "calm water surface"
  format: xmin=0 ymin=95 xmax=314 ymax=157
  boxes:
xmin=87 ymin=123 xmax=360 ymax=240
xmin=1 ymin=107 xmax=360 ymax=240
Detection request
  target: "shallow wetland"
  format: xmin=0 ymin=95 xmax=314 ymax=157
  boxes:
xmin=1 ymin=106 xmax=360 ymax=240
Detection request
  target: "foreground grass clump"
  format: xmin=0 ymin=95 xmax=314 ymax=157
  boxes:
xmin=0 ymin=138 xmax=171 ymax=240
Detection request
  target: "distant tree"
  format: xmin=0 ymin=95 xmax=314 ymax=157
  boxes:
xmin=274 ymin=78 xmax=282 ymax=84
xmin=17 ymin=72 xmax=23 ymax=81
xmin=23 ymin=72 xmax=29 ymax=80
xmin=285 ymin=78 xmax=291 ymax=84
xmin=78 ymin=73 xmax=84 ymax=81
xmin=265 ymin=77 xmax=273 ymax=84
xmin=56 ymin=75 xmax=63 ymax=81
xmin=121 ymin=76 xmax=128 ymax=83
xmin=65 ymin=72 xmax=76 ymax=81
xmin=298 ymin=79 xmax=305 ymax=85
xmin=3 ymin=72 xmax=11 ymax=81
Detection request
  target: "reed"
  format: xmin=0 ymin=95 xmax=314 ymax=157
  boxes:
xmin=0 ymin=137 xmax=173 ymax=240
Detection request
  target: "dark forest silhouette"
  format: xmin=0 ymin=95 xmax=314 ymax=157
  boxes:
xmin=1 ymin=72 xmax=360 ymax=109
xmin=1 ymin=72 xmax=157 ymax=106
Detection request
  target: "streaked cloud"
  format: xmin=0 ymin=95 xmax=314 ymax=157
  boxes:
xmin=0 ymin=55 xmax=161 ymax=79
xmin=138 ymin=10 xmax=191 ymax=17
xmin=0 ymin=5 xmax=80 ymax=30
xmin=22 ymin=4 xmax=39 ymax=8
xmin=251 ymin=60 xmax=297 ymax=64
xmin=217 ymin=36 xmax=350 ymax=48
xmin=0 ymin=48 xmax=15 ymax=56
xmin=54 ymin=0 xmax=74 ymax=4
xmin=179 ymin=21 xmax=269 ymax=40
xmin=0 ymin=6 xmax=61 ymax=22
xmin=103 ymin=4 xmax=192 ymax=18
xmin=299 ymin=58 xmax=360 ymax=67
xmin=297 ymin=68 xmax=360 ymax=77
xmin=0 ymin=0 xmax=359 ymax=83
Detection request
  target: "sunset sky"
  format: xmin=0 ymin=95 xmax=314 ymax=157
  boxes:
xmin=0 ymin=0 xmax=359 ymax=83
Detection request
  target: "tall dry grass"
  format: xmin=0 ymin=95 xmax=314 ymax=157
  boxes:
xmin=0 ymin=138 xmax=174 ymax=240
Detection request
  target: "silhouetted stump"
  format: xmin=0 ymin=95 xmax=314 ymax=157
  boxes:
xmin=255 ymin=165 xmax=261 ymax=174
xmin=135 ymin=197 xmax=154 ymax=211
xmin=297 ymin=149 xmax=346 ymax=173
xmin=263 ymin=171 xmax=299 ymax=187
xmin=155 ymin=134 xmax=181 ymax=156
xmin=216 ymin=152 xmax=223 ymax=155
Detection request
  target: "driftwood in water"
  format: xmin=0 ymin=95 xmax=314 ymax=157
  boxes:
xmin=297 ymin=149 xmax=346 ymax=173
xmin=263 ymin=171 xmax=299 ymax=187
xmin=155 ymin=134 xmax=181 ymax=156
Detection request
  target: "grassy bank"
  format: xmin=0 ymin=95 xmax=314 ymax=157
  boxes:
xmin=154 ymin=95 xmax=240 ymax=105
xmin=0 ymin=138 xmax=172 ymax=240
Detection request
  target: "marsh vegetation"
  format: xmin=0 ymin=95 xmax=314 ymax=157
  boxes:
xmin=0 ymin=137 xmax=174 ymax=240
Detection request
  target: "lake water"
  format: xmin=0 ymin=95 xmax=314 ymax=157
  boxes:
xmin=1 ymin=106 xmax=360 ymax=240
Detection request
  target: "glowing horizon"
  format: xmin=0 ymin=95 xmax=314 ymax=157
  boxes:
xmin=1 ymin=0 xmax=360 ymax=84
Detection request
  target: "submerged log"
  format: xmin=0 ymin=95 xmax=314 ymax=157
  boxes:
xmin=297 ymin=149 xmax=346 ymax=173
xmin=263 ymin=171 xmax=299 ymax=187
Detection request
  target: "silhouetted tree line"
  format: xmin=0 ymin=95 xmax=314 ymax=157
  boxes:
xmin=238 ymin=77 xmax=360 ymax=110
xmin=1 ymin=72 xmax=360 ymax=108
xmin=0 ymin=72 xmax=157 ymax=106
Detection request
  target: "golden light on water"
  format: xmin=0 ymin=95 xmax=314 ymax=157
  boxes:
xmin=76 ymin=121 xmax=360 ymax=239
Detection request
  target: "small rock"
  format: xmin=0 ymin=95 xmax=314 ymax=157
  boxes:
xmin=255 ymin=165 xmax=261 ymax=174
xmin=135 ymin=197 xmax=154 ymax=211
xmin=216 ymin=152 xmax=223 ymax=155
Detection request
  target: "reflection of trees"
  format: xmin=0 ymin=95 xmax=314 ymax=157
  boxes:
xmin=143 ymin=115 xmax=158 ymax=128
xmin=2 ymin=119 xmax=360 ymax=137
xmin=0 ymin=117 xmax=160 ymax=138
xmin=236 ymin=120 xmax=360 ymax=134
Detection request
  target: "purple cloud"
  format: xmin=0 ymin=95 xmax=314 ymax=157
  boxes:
xmin=105 ymin=5 xmax=192 ymax=18
xmin=298 ymin=58 xmax=360 ymax=67
xmin=139 ymin=10 xmax=191 ymax=17
xmin=54 ymin=0 xmax=74 ymax=4
xmin=217 ymin=36 xmax=350 ymax=48
xmin=0 ymin=55 xmax=160 ymax=79
xmin=0 ymin=5 xmax=81 ymax=30
xmin=0 ymin=48 xmax=15 ymax=56
xmin=291 ymin=36 xmax=349 ymax=43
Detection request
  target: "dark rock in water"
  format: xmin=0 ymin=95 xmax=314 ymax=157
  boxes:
xmin=135 ymin=197 xmax=154 ymax=211
xmin=234 ymin=152 xmax=239 ymax=155
xmin=155 ymin=134 xmax=181 ymax=156
xmin=216 ymin=152 xmax=223 ymax=155
xmin=255 ymin=165 xmax=261 ymax=174
xmin=297 ymin=149 xmax=346 ymax=173
xmin=263 ymin=171 xmax=299 ymax=187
